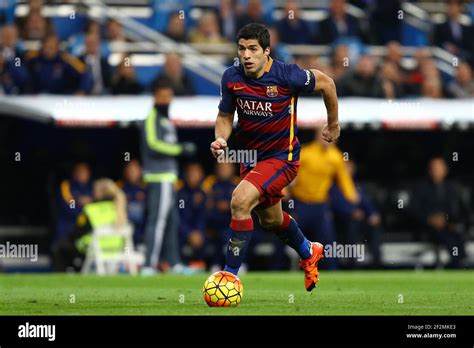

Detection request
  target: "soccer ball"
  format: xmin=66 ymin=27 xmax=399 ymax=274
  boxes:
xmin=203 ymin=271 xmax=243 ymax=307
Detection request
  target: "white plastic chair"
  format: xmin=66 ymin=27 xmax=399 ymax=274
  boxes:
xmin=81 ymin=223 xmax=141 ymax=275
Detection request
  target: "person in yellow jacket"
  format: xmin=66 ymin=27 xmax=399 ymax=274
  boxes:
xmin=290 ymin=128 xmax=359 ymax=269
xmin=52 ymin=178 xmax=128 ymax=272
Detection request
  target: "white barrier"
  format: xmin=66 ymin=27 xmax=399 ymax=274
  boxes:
xmin=1 ymin=96 xmax=473 ymax=129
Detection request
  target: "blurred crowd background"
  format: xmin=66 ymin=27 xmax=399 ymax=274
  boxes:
xmin=1 ymin=0 xmax=474 ymax=98
xmin=0 ymin=0 xmax=473 ymax=273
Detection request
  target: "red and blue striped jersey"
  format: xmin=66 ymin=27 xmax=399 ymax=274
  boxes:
xmin=218 ymin=57 xmax=315 ymax=165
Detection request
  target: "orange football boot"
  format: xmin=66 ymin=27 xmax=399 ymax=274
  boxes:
xmin=298 ymin=242 xmax=324 ymax=292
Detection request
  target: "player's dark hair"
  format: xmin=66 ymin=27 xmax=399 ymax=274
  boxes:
xmin=236 ymin=23 xmax=270 ymax=51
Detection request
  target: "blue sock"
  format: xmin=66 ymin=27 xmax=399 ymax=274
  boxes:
xmin=223 ymin=218 xmax=253 ymax=275
xmin=274 ymin=212 xmax=312 ymax=260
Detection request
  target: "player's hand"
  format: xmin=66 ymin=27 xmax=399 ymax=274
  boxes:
xmin=210 ymin=137 xmax=227 ymax=159
xmin=321 ymin=123 xmax=340 ymax=142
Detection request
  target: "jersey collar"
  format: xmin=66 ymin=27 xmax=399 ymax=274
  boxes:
xmin=264 ymin=57 xmax=273 ymax=73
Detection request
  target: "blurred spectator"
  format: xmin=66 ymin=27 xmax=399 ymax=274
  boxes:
xmin=117 ymin=160 xmax=147 ymax=246
xmin=68 ymin=20 xmax=107 ymax=57
xmin=293 ymin=55 xmax=306 ymax=69
xmin=203 ymin=163 xmax=239 ymax=270
xmin=413 ymin=157 xmax=468 ymax=268
xmin=79 ymin=33 xmax=112 ymax=95
xmin=110 ymin=56 xmax=144 ymax=95
xmin=330 ymin=160 xmax=382 ymax=268
xmin=217 ymin=0 xmax=238 ymax=42
xmin=420 ymin=58 xmax=443 ymax=98
xmin=305 ymin=54 xmax=332 ymax=75
xmin=151 ymin=52 xmax=196 ymax=96
xmin=445 ymin=61 xmax=474 ymax=98
xmin=432 ymin=0 xmax=474 ymax=63
xmin=55 ymin=162 xmax=93 ymax=242
xmin=295 ymin=54 xmax=333 ymax=94
xmin=103 ymin=19 xmax=126 ymax=60
xmin=0 ymin=25 xmax=23 ymax=60
xmin=178 ymin=162 xmax=208 ymax=269
xmin=165 ymin=13 xmax=187 ymax=42
xmin=315 ymin=0 xmax=366 ymax=45
xmin=369 ymin=0 xmax=402 ymax=44
xmin=26 ymin=34 xmax=92 ymax=94
xmin=276 ymin=0 xmax=311 ymax=44
xmin=268 ymin=27 xmax=293 ymax=64
xmin=27 ymin=0 xmax=43 ymax=13
xmin=290 ymin=129 xmax=359 ymax=270
xmin=140 ymin=79 xmax=196 ymax=275
xmin=385 ymin=41 xmax=404 ymax=70
xmin=404 ymin=47 xmax=431 ymax=96
xmin=380 ymin=61 xmax=405 ymax=99
xmin=237 ymin=0 xmax=268 ymax=30
xmin=52 ymin=178 xmax=128 ymax=272
xmin=237 ymin=0 xmax=274 ymax=25
xmin=151 ymin=0 xmax=192 ymax=33
xmin=331 ymin=44 xmax=351 ymax=82
xmin=294 ymin=54 xmax=330 ymax=74
xmin=188 ymin=11 xmax=227 ymax=44
xmin=106 ymin=19 xmax=126 ymax=43
xmin=383 ymin=41 xmax=408 ymax=98
xmin=19 ymin=10 xmax=53 ymax=41
xmin=337 ymin=55 xmax=385 ymax=97
xmin=79 ymin=33 xmax=111 ymax=95
xmin=0 ymin=25 xmax=29 ymax=94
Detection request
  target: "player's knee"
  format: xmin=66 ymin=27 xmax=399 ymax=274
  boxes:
xmin=230 ymin=192 xmax=252 ymax=216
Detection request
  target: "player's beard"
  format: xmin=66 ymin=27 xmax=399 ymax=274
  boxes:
xmin=242 ymin=55 xmax=268 ymax=78
xmin=243 ymin=62 xmax=262 ymax=78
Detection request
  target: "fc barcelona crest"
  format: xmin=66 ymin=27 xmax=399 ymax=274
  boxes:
xmin=266 ymin=86 xmax=278 ymax=97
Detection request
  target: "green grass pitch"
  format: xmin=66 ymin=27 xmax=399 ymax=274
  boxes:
xmin=1 ymin=271 xmax=472 ymax=315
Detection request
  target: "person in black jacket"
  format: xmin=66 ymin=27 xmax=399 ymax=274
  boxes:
xmin=110 ymin=55 xmax=144 ymax=95
xmin=314 ymin=0 xmax=367 ymax=44
xmin=432 ymin=0 xmax=474 ymax=67
xmin=79 ymin=33 xmax=111 ymax=95
xmin=413 ymin=157 xmax=469 ymax=268
xmin=337 ymin=55 xmax=385 ymax=97
xmin=26 ymin=34 xmax=93 ymax=94
xmin=0 ymin=25 xmax=29 ymax=94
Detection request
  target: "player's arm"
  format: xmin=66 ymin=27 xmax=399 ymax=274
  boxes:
xmin=310 ymin=69 xmax=340 ymax=142
xmin=211 ymin=111 xmax=234 ymax=158
xmin=212 ymin=67 xmax=236 ymax=159
xmin=215 ymin=111 xmax=234 ymax=142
